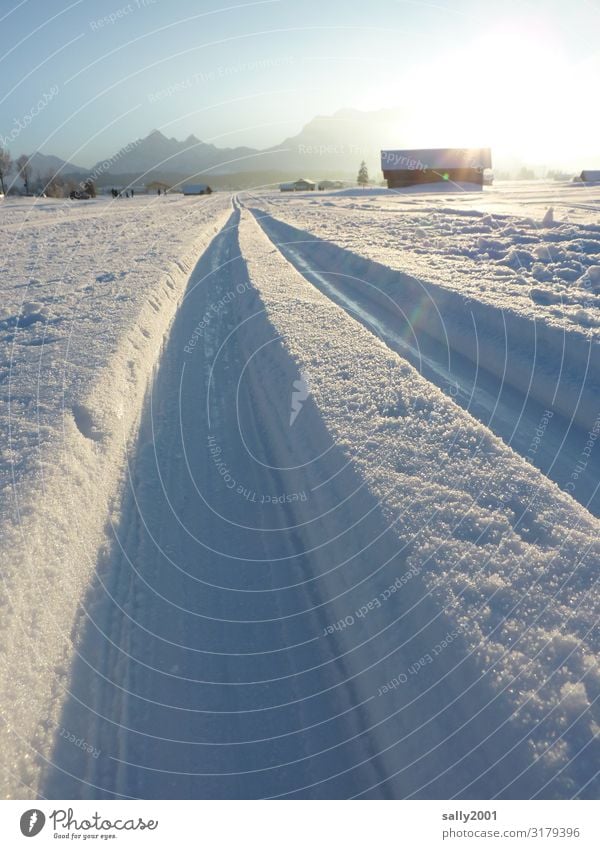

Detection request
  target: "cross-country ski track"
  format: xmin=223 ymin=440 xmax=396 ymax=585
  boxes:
xmin=2 ymin=198 xmax=599 ymax=800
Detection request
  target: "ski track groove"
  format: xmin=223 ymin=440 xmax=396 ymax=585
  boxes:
xmin=38 ymin=201 xmax=600 ymax=800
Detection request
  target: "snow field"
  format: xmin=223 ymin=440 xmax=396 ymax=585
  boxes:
xmin=1 ymin=188 xmax=598 ymax=799
xmin=0 ymin=195 xmax=231 ymax=797
xmin=237 ymin=208 xmax=600 ymax=797
xmin=246 ymin=190 xmax=600 ymax=434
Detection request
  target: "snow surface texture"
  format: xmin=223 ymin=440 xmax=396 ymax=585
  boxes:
xmin=244 ymin=209 xmax=600 ymax=520
xmin=0 ymin=194 xmax=230 ymax=796
xmin=246 ymin=184 xmax=600 ymax=440
xmin=0 ymin=188 xmax=598 ymax=800
xmin=237 ymin=209 xmax=600 ymax=798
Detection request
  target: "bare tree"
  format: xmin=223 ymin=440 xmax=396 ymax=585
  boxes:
xmin=0 ymin=146 xmax=12 ymax=195
xmin=16 ymin=154 xmax=32 ymax=194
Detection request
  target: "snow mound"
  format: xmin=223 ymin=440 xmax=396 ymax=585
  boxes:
xmin=577 ymin=265 xmax=600 ymax=293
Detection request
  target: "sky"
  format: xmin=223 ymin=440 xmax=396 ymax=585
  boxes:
xmin=0 ymin=0 xmax=599 ymax=169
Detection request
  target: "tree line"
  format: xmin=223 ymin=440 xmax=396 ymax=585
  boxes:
xmin=0 ymin=145 xmax=96 ymax=198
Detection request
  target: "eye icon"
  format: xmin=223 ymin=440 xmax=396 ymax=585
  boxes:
xmin=20 ymin=810 xmax=45 ymax=837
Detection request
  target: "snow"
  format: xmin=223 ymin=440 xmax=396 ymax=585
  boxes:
xmin=0 ymin=194 xmax=230 ymax=795
xmin=237 ymin=209 xmax=600 ymax=798
xmin=0 ymin=194 xmax=228 ymax=490
xmin=0 ymin=185 xmax=598 ymax=800
xmin=333 ymin=183 xmax=487 ymax=196
xmin=246 ymin=182 xmax=600 ymax=434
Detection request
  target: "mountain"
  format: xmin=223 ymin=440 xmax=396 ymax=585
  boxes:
xmin=13 ymin=107 xmax=569 ymax=188
xmin=19 ymin=108 xmax=407 ymax=186
xmin=90 ymin=130 xmax=259 ymax=180
xmin=90 ymin=109 xmax=401 ymax=182
xmin=261 ymin=108 xmax=404 ymax=175
xmin=14 ymin=107 xmax=554 ymax=187
xmin=24 ymin=152 xmax=87 ymax=177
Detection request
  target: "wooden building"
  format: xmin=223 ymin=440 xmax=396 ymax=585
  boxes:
xmin=183 ymin=183 xmax=212 ymax=195
xmin=381 ymin=148 xmax=492 ymax=189
xmin=579 ymin=171 xmax=600 ymax=183
xmin=146 ymin=180 xmax=171 ymax=193
xmin=280 ymin=178 xmax=316 ymax=192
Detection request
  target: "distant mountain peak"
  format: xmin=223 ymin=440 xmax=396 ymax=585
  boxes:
xmin=331 ymin=107 xmax=365 ymax=118
xmin=20 ymin=151 xmax=87 ymax=176
xmin=30 ymin=106 xmax=408 ymax=183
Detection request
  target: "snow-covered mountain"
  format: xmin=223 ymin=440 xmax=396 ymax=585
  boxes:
xmin=262 ymin=107 xmax=404 ymax=173
xmin=96 ymin=109 xmax=404 ymax=178
xmin=92 ymin=110 xmax=398 ymax=178
xmin=17 ymin=108 xmax=405 ymax=182
xmin=13 ymin=107 xmax=576 ymax=184
xmin=90 ymin=129 xmax=259 ymax=178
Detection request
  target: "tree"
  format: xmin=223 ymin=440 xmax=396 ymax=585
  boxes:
xmin=16 ymin=154 xmax=32 ymax=194
xmin=517 ymin=166 xmax=535 ymax=181
xmin=0 ymin=146 xmax=12 ymax=195
xmin=44 ymin=172 xmax=65 ymax=198
xmin=64 ymin=179 xmax=79 ymax=197
xmin=357 ymin=160 xmax=369 ymax=187
xmin=83 ymin=178 xmax=96 ymax=198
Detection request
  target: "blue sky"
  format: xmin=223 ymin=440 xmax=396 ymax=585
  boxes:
xmin=1 ymin=0 xmax=598 ymax=167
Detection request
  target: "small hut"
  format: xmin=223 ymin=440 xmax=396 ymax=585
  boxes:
xmin=381 ymin=148 xmax=492 ymax=189
xmin=579 ymin=171 xmax=600 ymax=183
xmin=146 ymin=180 xmax=171 ymax=193
xmin=280 ymin=178 xmax=316 ymax=192
xmin=182 ymin=183 xmax=212 ymax=195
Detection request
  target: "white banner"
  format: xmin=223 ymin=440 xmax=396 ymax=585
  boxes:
xmin=0 ymin=800 xmax=597 ymax=847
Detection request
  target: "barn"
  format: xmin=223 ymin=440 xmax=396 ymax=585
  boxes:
xmin=381 ymin=148 xmax=492 ymax=189
xmin=146 ymin=180 xmax=171 ymax=193
xmin=280 ymin=178 xmax=316 ymax=192
xmin=580 ymin=170 xmax=600 ymax=183
xmin=183 ymin=183 xmax=212 ymax=195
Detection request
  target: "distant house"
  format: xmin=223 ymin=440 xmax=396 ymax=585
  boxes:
xmin=579 ymin=170 xmax=600 ymax=183
xmin=183 ymin=183 xmax=212 ymax=195
xmin=280 ymin=178 xmax=316 ymax=192
xmin=318 ymin=180 xmax=344 ymax=191
xmin=381 ymin=148 xmax=492 ymax=189
xmin=146 ymin=180 xmax=171 ymax=194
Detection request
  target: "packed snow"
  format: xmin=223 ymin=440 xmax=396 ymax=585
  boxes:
xmin=238 ymin=209 xmax=600 ymax=798
xmin=0 ymin=184 xmax=598 ymax=800
xmin=0 ymin=194 xmax=229 ymax=498
xmin=0 ymin=194 xmax=230 ymax=795
xmin=246 ymin=183 xmax=600 ymax=460
xmin=248 ymin=180 xmax=600 ymax=339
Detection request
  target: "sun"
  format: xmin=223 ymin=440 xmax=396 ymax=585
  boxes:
xmin=389 ymin=18 xmax=579 ymax=163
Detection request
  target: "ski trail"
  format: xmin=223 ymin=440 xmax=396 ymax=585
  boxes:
xmin=247 ymin=207 xmax=600 ymax=518
xmin=43 ymin=210 xmax=395 ymax=798
xmin=233 ymin=209 xmax=599 ymax=800
xmin=0 ymin=198 xmax=230 ymax=798
xmin=42 ymin=207 xmax=599 ymax=800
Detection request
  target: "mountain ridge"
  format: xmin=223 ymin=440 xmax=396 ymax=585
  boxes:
xmin=16 ymin=108 xmax=397 ymax=184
